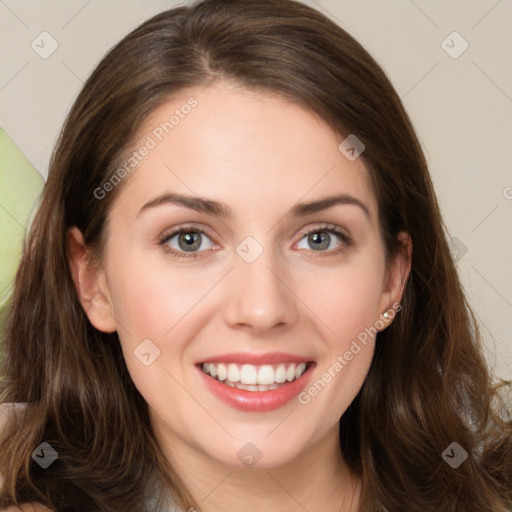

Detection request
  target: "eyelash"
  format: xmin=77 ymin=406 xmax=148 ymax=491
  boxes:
xmin=158 ymin=223 xmax=352 ymax=260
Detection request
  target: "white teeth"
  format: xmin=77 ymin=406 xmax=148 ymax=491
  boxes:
xmin=240 ymin=364 xmax=258 ymax=385
xmin=257 ymin=365 xmax=274 ymax=385
xmin=295 ymin=363 xmax=307 ymax=379
xmin=217 ymin=363 xmax=227 ymax=381
xmin=236 ymin=383 xmax=259 ymax=391
xmin=227 ymin=363 xmax=240 ymax=383
xmin=234 ymin=382 xmax=282 ymax=392
xmin=274 ymin=364 xmax=287 ymax=383
xmin=200 ymin=361 xmax=309 ymax=388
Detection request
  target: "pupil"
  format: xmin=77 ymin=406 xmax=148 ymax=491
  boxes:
xmin=179 ymin=232 xmax=200 ymax=251
xmin=310 ymin=232 xmax=329 ymax=250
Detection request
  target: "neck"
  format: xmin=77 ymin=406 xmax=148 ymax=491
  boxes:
xmin=156 ymin=422 xmax=361 ymax=512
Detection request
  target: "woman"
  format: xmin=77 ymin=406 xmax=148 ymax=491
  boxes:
xmin=1 ymin=0 xmax=510 ymax=510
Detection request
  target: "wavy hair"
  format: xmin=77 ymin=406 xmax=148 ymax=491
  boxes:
xmin=1 ymin=0 xmax=511 ymax=510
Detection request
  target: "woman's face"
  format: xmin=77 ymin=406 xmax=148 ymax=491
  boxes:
xmin=73 ymin=81 xmax=410 ymax=469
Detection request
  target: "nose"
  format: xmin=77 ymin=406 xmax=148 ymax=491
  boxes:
xmin=223 ymin=244 xmax=299 ymax=335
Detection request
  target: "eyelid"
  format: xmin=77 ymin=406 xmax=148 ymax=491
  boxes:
xmin=294 ymin=223 xmax=352 ymax=256
xmin=158 ymin=222 xmax=352 ymax=259
xmin=157 ymin=222 xmax=224 ymax=252
xmin=158 ymin=222 xmax=216 ymax=243
xmin=158 ymin=223 xmax=218 ymax=258
xmin=298 ymin=222 xmax=349 ymax=238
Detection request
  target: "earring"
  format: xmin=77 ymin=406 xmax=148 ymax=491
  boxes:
xmin=383 ymin=311 xmax=389 ymax=319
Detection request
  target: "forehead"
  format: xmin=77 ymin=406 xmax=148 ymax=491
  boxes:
xmin=112 ymin=82 xmax=378 ymax=223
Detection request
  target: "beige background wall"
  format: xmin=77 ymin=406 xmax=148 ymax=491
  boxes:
xmin=0 ymin=0 xmax=510 ymax=380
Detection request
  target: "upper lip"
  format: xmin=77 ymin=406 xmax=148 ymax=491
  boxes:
xmin=198 ymin=352 xmax=313 ymax=366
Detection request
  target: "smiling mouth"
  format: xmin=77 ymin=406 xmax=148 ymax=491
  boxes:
xmin=198 ymin=361 xmax=313 ymax=392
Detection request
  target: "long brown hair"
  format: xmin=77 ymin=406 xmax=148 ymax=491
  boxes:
xmin=1 ymin=0 xmax=510 ymax=510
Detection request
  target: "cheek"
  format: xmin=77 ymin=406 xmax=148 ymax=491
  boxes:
xmin=107 ymin=247 xmax=206 ymax=338
xmin=298 ymin=253 xmax=383 ymax=413
xmin=301 ymin=280 xmax=377 ymax=422
xmin=106 ymin=248 xmax=222 ymax=380
xmin=309 ymin=252 xmax=385 ymax=345
xmin=105 ymin=253 xmax=199 ymax=405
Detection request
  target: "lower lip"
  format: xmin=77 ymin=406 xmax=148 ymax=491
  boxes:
xmin=196 ymin=363 xmax=315 ymax=412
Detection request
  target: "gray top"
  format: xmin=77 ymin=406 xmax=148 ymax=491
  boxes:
xmin=143 ymin=471 xmax=186 ymax=512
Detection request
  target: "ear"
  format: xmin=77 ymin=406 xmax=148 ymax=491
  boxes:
xmin=377 ymin=231 xmax=412 ymax=330
xmin=67 ymin=226 xmax=117 ymax=333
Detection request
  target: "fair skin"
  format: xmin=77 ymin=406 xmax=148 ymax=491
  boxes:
xmin=64 ymin=81 xmax=412 ymax=512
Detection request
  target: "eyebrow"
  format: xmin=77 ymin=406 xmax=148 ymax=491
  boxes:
xmin=137 ymin=192 xmax=371 ymax=222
